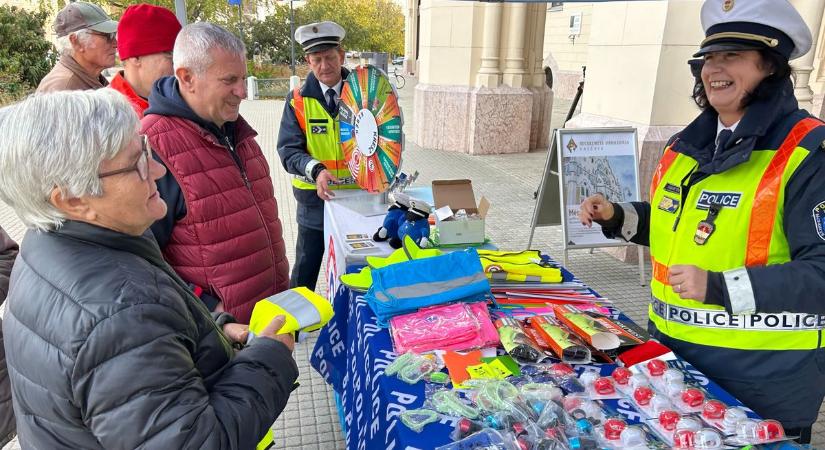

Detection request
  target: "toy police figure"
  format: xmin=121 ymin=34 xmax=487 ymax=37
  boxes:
xmin=277 ymin=21 xmax=359 ymax=291
xmin=579 ymin=0 xmax=825 ymax=443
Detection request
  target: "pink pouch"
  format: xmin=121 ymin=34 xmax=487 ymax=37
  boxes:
xmin=468 ymin=302 xmax=501 ymax=348
xmin=390 ymin=302 xmax=499 ymax=353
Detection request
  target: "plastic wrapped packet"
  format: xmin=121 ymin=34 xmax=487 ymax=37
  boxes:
xmin=494 ymin=317 xmax=546 ymax=363
xmin=526 ymin=315 xmax=592 ymax=364
xmin=428 ymin=388 xmax=481 ymax=419
xmin=519 ymin=382 xmax=564 ymax=416
xmin=385 ymin=351 xmax=440 ymax=384
xmin=400 ymin=408 xmax=439 ymax=433
xmin=390 ymin=303 xmax=481 ymax=354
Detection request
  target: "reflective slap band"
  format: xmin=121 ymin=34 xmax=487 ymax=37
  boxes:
xmin=618 ymin=202 xmax=639 ymax=241
xmin=305 ymin=159 xmax=320 ymax=181
xmin=724 ymin=267 xmax=756 ymax=315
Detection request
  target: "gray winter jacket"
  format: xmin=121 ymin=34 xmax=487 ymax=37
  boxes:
xmin=3 ymin=221 xmax=298 ymax=449
xmin=0 ymin=226 xmax=17 ymax=447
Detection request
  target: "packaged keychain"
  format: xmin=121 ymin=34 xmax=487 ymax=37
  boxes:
xmin=494 ymin=317 xmax=547 ymax=363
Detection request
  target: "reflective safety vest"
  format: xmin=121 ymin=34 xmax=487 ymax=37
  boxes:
xmin=290 ymin=87 xmax=359 ymax=190
xmin=648 ymin=117 xmax=825 ymax=350
xmin=248 ymin=287 xmax=335 ymax=338
xmin=478 ymin=250 xmax=563 ymax=283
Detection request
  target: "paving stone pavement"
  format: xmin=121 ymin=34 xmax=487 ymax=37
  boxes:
xmin=1 ymin=73 xmax=824 ymax=449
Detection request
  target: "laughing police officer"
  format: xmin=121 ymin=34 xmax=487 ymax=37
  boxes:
xmin=580 ymin=0 xmax=825 ymax=442
xmin=277 ymin=21 xmax=359 ymax=291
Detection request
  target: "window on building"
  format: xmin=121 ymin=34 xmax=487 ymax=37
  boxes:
xmin=549 ymin=2 xmax=563 ymax=12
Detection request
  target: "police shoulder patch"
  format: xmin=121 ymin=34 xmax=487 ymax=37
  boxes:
xmin=813 ymin=201 xmax=825 ymax=241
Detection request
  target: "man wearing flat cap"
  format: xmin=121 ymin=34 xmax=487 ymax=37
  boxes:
xmin=109 ymin=4 xmax=182 ymax=118
xmin=277 ymin=21 xmax=359 ymax=292
xmin=37 ymin=1 xmax=118 ymax=93
xmin=579 ymin=0 xmax=825 ymax=443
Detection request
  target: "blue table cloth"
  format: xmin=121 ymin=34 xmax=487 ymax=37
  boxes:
xmin=310 ymin=266 xmax=762 ymax=450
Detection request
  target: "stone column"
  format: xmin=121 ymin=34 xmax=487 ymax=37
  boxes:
xmin=403 ymin=0 xmax=416 ymax=75
xmin=476 ymin=2 xmax=502 ymax=88
xmin=790 ymin=0 xmax=825 ymax=111
xmin=527 ymin=3 xmax=548 ymax=88
xmin=526 ymin=3 xmax=553 ymax=151
xmin=502 ymin=3 xmax=528 ymax=88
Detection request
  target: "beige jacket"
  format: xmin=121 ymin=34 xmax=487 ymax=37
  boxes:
xmin=36 ymin=55 xmax=108 ymax=93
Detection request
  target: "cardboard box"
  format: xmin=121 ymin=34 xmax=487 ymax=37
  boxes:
xmin=431 ymin=179 xmax=489 ymax=245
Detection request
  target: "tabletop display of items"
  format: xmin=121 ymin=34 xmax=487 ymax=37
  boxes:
xmin=355 ymin=245 xmax=802 ymax=450
xmin=339 ymin=65 xmax=403 ymax=194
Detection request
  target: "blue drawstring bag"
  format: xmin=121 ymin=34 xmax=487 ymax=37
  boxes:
xmin=365 ymin=248 xmax=492 ymax=326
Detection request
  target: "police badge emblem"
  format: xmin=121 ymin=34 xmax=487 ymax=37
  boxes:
xmin=658 ymin=196 xmax=680 ymax=214
xmin=695 ymin=203 xmax=721 ymax=245
xmin=813 ymin=201 xmax=825 ymax=241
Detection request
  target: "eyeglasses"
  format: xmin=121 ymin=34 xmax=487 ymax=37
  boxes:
xmin=89 ymin=30 xmax=117 ymax=42
xmin=98 ymin=135 xmax=151 ymax=181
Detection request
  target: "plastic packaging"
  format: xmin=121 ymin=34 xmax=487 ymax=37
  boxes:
xmin=385 ymin=351 xmax=440 ymax=384
xmin=693 ymin=428 xmax=723 ymax=449
xmin=645 ymin=359 xmax=667 ymax=377
xmin=620 ymin=426 xmax=649 ymax=449
xmin=526 ymin=315 xmax=591 ymax=364
xmin=390 ymin=303 xmax=481 ymax=353
xmin=722 ymin=406 xmax=749 ymax=433
xmin=400 ymin=408 xmax=439 ymax=432
xmin=551 ymin=305 xmax=624 ymax=351
xmin=474 ymin=380 xmax=521 ymax=412
xmin=611 ymin=367 xmax=632 ymax=386
xmin=702 ymin=399 xmax=727 ymax=421
xmin=429 ymin=389 xmax=480 ymax=419
xmin=602 ymin=417 xmax=627 ymax=441
xmin=495 ymin=317 xmax=546 ymax=363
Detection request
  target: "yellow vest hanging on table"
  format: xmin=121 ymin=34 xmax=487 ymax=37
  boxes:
xmin=290 ymin=87 xmax=359 ymax=190
xmin=647 ymin=118 xmax=824 ymax=351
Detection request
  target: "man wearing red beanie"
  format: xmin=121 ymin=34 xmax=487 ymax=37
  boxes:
xmin=109 ymin=4 xmax=181 ymax=118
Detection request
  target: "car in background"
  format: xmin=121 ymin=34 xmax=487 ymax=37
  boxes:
xmin=392 ymin=56 xmax=404 ymax=65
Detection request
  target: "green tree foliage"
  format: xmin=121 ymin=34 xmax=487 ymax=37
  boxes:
xmin=0 ymin=5 xmax=56 ymax=103
xmin=295 ymin=0 xmax=404 ymax=55
xmin=83 ymin=0 xmax=257 ymax=31
xmin=246 ymin=3 xmax=304 ymax=65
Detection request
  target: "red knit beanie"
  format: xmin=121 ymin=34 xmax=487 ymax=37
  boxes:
xmin=117 ymin=4 xmax=182 ymax=60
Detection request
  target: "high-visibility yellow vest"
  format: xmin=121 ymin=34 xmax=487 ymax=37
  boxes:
xmin=648 ymin=118 xmax=824 ymax=351
xmin=478 ymin=250 xmax=562 ymax=283
xmin=290 ymin=87 xmax=359 ymax=191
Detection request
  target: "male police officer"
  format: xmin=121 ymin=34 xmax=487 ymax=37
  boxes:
xmin=277 ymin=21 xmax=359 ymax=291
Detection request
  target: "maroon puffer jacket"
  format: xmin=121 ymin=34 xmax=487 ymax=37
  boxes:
xmin=142 ymin=115 xmax=289 ymax=323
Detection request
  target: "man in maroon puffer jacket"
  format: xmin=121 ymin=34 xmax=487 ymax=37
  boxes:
xmin=144 ymin=22 xmax=289 ymax=324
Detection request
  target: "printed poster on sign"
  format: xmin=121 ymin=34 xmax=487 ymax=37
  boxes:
xmin=557 ymin=128 xmax=641 ymax=247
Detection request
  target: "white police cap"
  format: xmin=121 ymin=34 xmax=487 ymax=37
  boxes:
xmin=295 ymin=21 xmax=345 ymax=54
xmin=696 ymin=0 xmax=812 ymax=60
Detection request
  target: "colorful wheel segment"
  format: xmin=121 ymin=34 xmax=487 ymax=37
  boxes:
xmin=339 ymin=65 xmax=403 ymax=193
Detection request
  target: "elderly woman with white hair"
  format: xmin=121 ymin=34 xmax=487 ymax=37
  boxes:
xmin=0 ymin=89 xmax=298 ymax=449
xmin=36 ymin=2 xmax=118 ymax=93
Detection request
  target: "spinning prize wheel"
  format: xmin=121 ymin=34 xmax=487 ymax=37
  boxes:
xmin=339 ymin=65 xmax=403 ymax=193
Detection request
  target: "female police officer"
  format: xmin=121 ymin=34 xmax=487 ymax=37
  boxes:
xmin=579 ymin=0 xmax=825 ymax=443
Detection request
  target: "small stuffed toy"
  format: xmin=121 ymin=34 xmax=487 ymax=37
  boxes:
xmin=397 ymin=198 xmax=431 ymax=248
xmin=374 ymin=192 xmax=410 ymax=248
